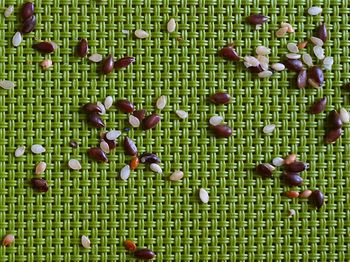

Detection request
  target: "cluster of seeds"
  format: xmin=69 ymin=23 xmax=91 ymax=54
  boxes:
xmin=123 ymin=239 xmax=156 ymax=260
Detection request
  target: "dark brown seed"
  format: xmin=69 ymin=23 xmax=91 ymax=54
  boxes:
xmin=31 ymin=178 xmax=49 ymax=192
xmin=343 ymin=82 xmax=350 ymax=91
xmin=88 ymin=147 xmax=108 ymax=162
xmin=218 ymin=46 xmax=240 ymax=61
xmin=115 ymin=56 xmax=136 ymax=69
xmin=316 ymin=23 xmax=327 ymax=42
xmin=82 ymin=103 xmax=102 ymax=113
xmin=256 ymin=163 xmax=273 ymax=179
xmin=133 ymin=109 xmax=147 ymax=121
xmin=246 ymin=14 xmax=268 ymax=25
xmin=281 ymin=172 xmax=303 ymax=186
xmin=209 ymin=93 xmax=231 ymax=104
xmin=69 ymin=140 xmax=78 ymax=148
xmin=32 ymin=42 xmax=54 ymax=53
xmin=285 ymin=161 xmax=308 ymax=172
xmin=327 ymin=110 xmax=343 ymax=130
xmin=309 ymin=97 xmax=327 ymax=114
xmin=76 ymin=38 xmax=88 ymax=57
xmin=21 ymin=15 xmax=36 ymax=34
xmin=87 ymin=113 xmax=105 ymax=128
xmin=309 ymin=190 xmax=324 ymax=209
xmin=116 ymin=99 xmax=134 ymax=113
xmin=325 ymin=128 xmax=342 ymax=144
xmin=124 ymin=137 xmax=138 ymax=156
xmin=21 ymin=2 xmax=34 ymax=21
xmin=211 ymin=124 xmax=232 ymax=138
xmin=134 ymin=248 xmax=156 ymax=260
xmin=101 ymin=54 xmax=114 ymax=74
xmin=101 ymin=133 xmax=117 ymax=150
xmin=297 ymin=70 xmax=307 ymax=88
xmin=247 ymin=65 xmax=264 ymax=73
xmin=308 ymin=66 xmax=324 ymax=88
xmin=284 ymin=59 xmax=303 ymax=72
xmin=143 ymin=114 xmax=161 ymax=130
xmin=139 ymin=153 xmax=161 ymax=164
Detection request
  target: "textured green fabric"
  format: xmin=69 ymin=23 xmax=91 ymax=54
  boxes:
xmin=0 ymin=0 xmax=349 ymax=261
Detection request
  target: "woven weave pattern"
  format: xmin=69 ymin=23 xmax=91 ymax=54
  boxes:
xmin=0 ymin=0 xmax=349 ymax=261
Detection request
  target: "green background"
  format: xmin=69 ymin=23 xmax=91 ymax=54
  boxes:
xmin=0 ymin=0 xmax=349 ymax=261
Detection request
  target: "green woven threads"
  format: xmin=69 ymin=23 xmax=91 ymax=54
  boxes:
xmin=0 ymin=0 xmax=348 ymax=261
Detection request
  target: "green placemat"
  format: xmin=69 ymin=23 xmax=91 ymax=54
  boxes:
xmin=0 ymin=0 xmax=349 ymax=261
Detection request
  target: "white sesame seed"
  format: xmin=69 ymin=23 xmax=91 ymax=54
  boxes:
xmin=100 ymin=140 xmax=110 ymax=153
xmin=156 ymin=95 xmax=167 ymax=110
xmin=68 ymin=159 xmax=82 ymax=170
xmin=257 ymin=55 xmax=269 ymax=70
xmin=175 ymin=110 xmax=188 ymax=119
xmin=302 ymin=53 xmax=314 ymax=67
xmin=0 ymin=80 xmax=15 ymax=90
xmin=12 ymin=31 xmax=22 ymax=47
xmin=258 ymin=70 xmax=273 ymax=78
xmin=310 ymin=36 xmax=324 ymax=47
xmin=281 ymin=22 xmax=294 ymax=33
xmin=286 ymin=53 xmax=301 ymax=59
xmin=323 ymin=56 xmax=334 ymax=70
xmin=272 ymin=157 xmax=285 ymax=167
xmin=135 ymin=29 xmax=149 ymax=39
xmin=104 ymin=96 xmax=113 ymax=110
xmin=256 ymin=46 xmax=271 ymax=56
xmin=129 ymin=115 xmax=141 ymax=128
xmin=150 ymin=163 xmax=162 ymax=174
xmin=199 ymin=188 xmax=209 ymax=203
xmin=15 ymin=146 xmax=25 ymax=157
xmin=167 ymin=18 xmax=176 ymax=33
xmin=209 ymin=115 xmax=224 ymax=126
xmin=339 ymin=108 xmax=350 ymax=123
xmin=287 ymin=43 xmax=299 ymax=53
xmin=263 ymin=124 xmax=276 ymax=134
xmin=4 ymin=5 xmax=14 ymax=18
xmin=308 ymin=6 xmax=323 ymax=16
xmin=88 ymin=54 xmax=103 ymax=63
xmin=169 ymin=170 xmax=184 ymax=181
xmin=276 ymin=27 xmax=288 ymax=37
xmin=97 ymin=102 xmax=106 ymax=115
xmin=31 ymin=144 xmax=46 ymax=154
xmin=244 ymin=56 xmax=260 ymax=67
xmin=81 ymin=235 xmax=91 ymax=249
xmin=120 ymin=165 xmax=131 ymax=180
xmin=35 ymin=162 xmax=47 ymax=175
xmin=271 ymin=63 xmax=285 ymax=71
xmin=106 ymin=130 xmax=121 ymax=140
xmin=313 ymin=46 xmax=325 ymax=60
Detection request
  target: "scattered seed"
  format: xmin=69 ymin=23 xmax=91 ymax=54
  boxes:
xmin=244 ymin=56 xmax=260 ymax=67
xmin=68 ymin=159 xmax=82 ymax=170
xmin=0 ymin=80 xmax=15 ymax=90
xmin=284 ymin=59 xmax=303 ymax=72
xmin=175 ymin=110 xmax=188 ymax=119
xmin=12 ymin=32 xmax=22 ymax=47
xmin=120 ymin=165 xmax=131 ymax=180
xmin=139 ymin=153 xmax=161 ymax=164
xmin=247 ymin=65 xmax=264 ymax=73
xmin=124 ymin=239 xmax=137 ymax=252
xmin=284 ymin=154 xmax=297 ymax=165
xmin=88 ymin=53 xmax=103 ymax=62
xmin=309 ymin=97 xmax=327 ymax=114
xmin=103 ymin=96 xmax=113 ymax=110
xmin=199 ymin=188 xmax=209 ymax=203
xmin=258 ymin=70 xmax=273 ymax=78
xmin=143 ymin=114 xmax=161 ymax=130
xmin=116 ymin=99 xmax=134 ymax=113
xmin=281 ymin=172 xmax=303 ymax=186
xmin=286 ymin=53 xmax=301 ymax=60
xmin=288 ymin=209 xmax=296 ymax=217
xmin=308 ymin=6 xmax=323 ymax=16
xmin=325 ymin=128 xmax=342 ymax=144
xmin=87 ymin=113 xmax=105 ymax=128
xmin=281 ymin=22 xmax=294 ymax=33
xmin=88 ymin=147 xmax=108 ymax=162
xmin=115 ymin=56 xmax=136 ymax=69
xmin=150 ymin=163 xmax=162 ymax=174
xmin=302 ymin=53 xmax=313 ymax=67
xmin=263 ymin=124 xmax=276 ymax=134
xmin=31 ymin=144 xmax=46 ymax=154
xmin=101 ymin=54 xmax=114 ymax=74
xmin=313 ymin=46 xmax=325 ymax=60
xmin=219 ymin=46 xmax=240 ymax=61
xmin=255 ymin=24 xmax=262 ymax=30
xmin=209 ymin=115 xmax=224 ymax=126
xmin=339 ymin=108 xmax=350 ymax=123
xmin=296 ymin=70 xmax=307 ymax=89
xmin=101 ymin=133 xmax=117 ymax=150
xmin=40 ymin=59 xmax=53 ymax=70
xmin=258 ymin=55 xmax=269 ymax=71
xmin=256 ymin=163 xmax=273 ymax=179
xmin=156 ymin=95 xmax=167 ymax=110
xmin=4 ymin=5 xmax=14 ymax=18
xmin=21 ymin=15 xmax=36 ymax=34
xmin=210 ymin=92 xmax=230 ymax=104
xmin=100 ymin=140 xmax=110 ymax=153
xmin=35 ymin=162 xmax=47 ymax=175
xmin=323 ymin=56 xmax=333 ymax=70
xmin=106 ymin=130 xmax=121 ymax=140
xmin=327 ymin=110 xmax=343 ymax=129
xmin=134 ymin=248 xmax=156 ymax=260
xmin=316 ymin=23 xmax=327 ymax=42
xmin=308 ymin=66 xmax=324 ymax=88
xmin=256 ymin=46 xmax=271 ymax=56
xmin=309 ymin=190 xmax=324 ymax=209
xmin=81 ymin=235 xmax=91 ymax=249
xmin=2 ymin=234 xmax=15 ymax=246
xmin=265 ymin=163 xmax=276 ymax=172
xmin=134 ymin=29 xmax=149 ymax=39
xmin=298 ymin=41 xmax=308 ymax=49
xmin=287 ymin=43 xmax=299 ymax=53
xmin=32 ymin=42 xmax=54 ymax=53
xmin=31 ymin=178 xmax=49 ymax=192
xmin=299 ymin=189 xmax=313 ymax=198
xmin=285 ymin=191 xmax=299 ymax=198
xmin=82 ymin=103 xmax=102 ymax=113
xmin=169 ymin=170 xmax=184 ymax=181
xmin=69 ymin=140 xmax=78 ymax=148
xmin=211 ymin=124 xmax=232 ymax=138
xmin=129 ymin=115 xmax=141 ymax=128
xmin=122 ymin=29 xmax=129 ymax=35
xmin=124 ymin=137 xmax=138 ymax=156
xmin=15 ymin=146 xmax=26 ymax=157
xmin=21 ymin=2 xmax=34 ymax=20
xmin=276 ymin=27 xmax=288 ymax=37
xmin=272 ymin=157 xmax=284 ymax=167
xmin=285 ymin=161 xmax=308 ymax=172
xmin=167 ymin=18 xmax=176 ymax=33
xmin=130 ymin=156 xmax=139 ymax=170
xmin=271 ymin=63 xmax=285 ymax=71
xmin=310 ymin=36 xmax=324 ymax=47
xmin=76 ymin=38 xmax=88 ymax=57
xmin=97 ymin=101 xmax=106 ymax=114
xmin=246 ymin=14 xmax=268 ymax=25
xmin=133 ymin=109 xmax=146 ymax=121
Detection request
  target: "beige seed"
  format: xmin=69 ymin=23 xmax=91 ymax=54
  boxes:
xmin=209 ymin=115 xmax=224 ymax=126
xmin=258 ymin=70 xmax=273 ymax=78
xmin=276 ymin=27 xmax=288 ymax=37
xmin=0 ymin=80 xmax=15 ymax=90
xmin=15 ymin=146 xmax=26 ymax=157
xmin=12 ymin=31 xmax=22 ymax=47
xmin=100 ymin=140 xmax=110 ymax=153
xmin=135 ymin=29 xmax=149 ymax=39
xmin=286 ymin=53 xmax=301 ymax=59
xmin=308 ymin=6 xmax=322 ymax=16
xmin=104 ymin=96 xmax=113 ymax=110
xmin=287 ymin=43 xmax=299 ymax=53
xmin=150 ymin=163 xmax=162 ymax=174
xmin=167 ymin=18 xmax=176 ymax=33
xmin=244 ymin=56 xmax=260 ymax=67
xmin=323 ymin=57 xmax=334 ymax=70
xmin=81 ymin=235 xmax=91 ymax=248
xmin=339 ymin=108 xmax=350 ymax=123
xmin=272 ymin=157 xmax=285 ymax=167
xmin=175 ymin=110 xmax=188 ymax=119
xmin=4 ymin=5 xmax=14 ymax=18
xmin=31 ymin=144 xmax=46 ymax=154
xmin=313 ymin=46 xmax=325 ymax=60
xmin=2 ymin=234 xmax=15 ymax=246
xmin=106 ymin=130 xmax=121 ymax=140
xmin=310 ymin=36 xmax=324 ymax=47
xmin=169 ymin=170 xmax=184 ymax=181
xmin=199 ymin=188 xmax=209 ymax=203
xmin=35 ymin=162 xmax=47 ymax=175
xmin=265 ymin=163 xmax=276 ymax=172
xmin=156 ymin=95 xmax=167 ymax=110
xmin=299 ymin=189 xmax=312 ymax=198
xmin=129 ymin=115 xmax=140 ymax=128
xmin=281 ymin=22 xmax=294 ymax=33
xmin=302 ymin=53 xmax=313 ymax=67
xmin=97 ymin=101 xmax=106 ymax=115
xmin=88 ymin=54 xmax=103 ymax=63
xmin=271 ymin=63 xmax=285 ymax=71
xmin=284 ymin=154 xmax=297 ymax=165
xmin=120 ymin=165 xmax=131 ymax=180
xmin=68 ymin=159 xmax=82 ymax=170
xmin=41 ymin=59 xmax=53 ymax=70
xmin=255 ymin=46 xmax=271 ymax=56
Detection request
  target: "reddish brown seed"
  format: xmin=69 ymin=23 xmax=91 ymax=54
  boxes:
xmin=316 ymin=23 xmax=327 ymax=42
xmin=327 ymin=110 xmax=343 ymax=130
xmin=325 ymin=128 xmax=342 ymax=144
xmin=77 ymin=38 xmax=88 ymax=57
xmin=284 ymin=154 xmax=297 ymax=165
xmin=256 ymin=163 xmax=273 ymax=179
xmin=88 ymin=147 xmax=108 ymax=162
xmin=309 ymin=97 xmax=327 ymax=114
xmin=143 ymin=114 xmax=161 ymax=130
xmin=115 ymin=56 xmax=136 ymax=69
xmin=87 ymin=113 xmax=105 ymax=128
xmin=284 ymin=59 xmax=303 ymax=72
xmin=209 ymin=93 xmax=231 ymax=104
xmin=299 ymin=189 xmax=313 ymax=198
xmin=31 ymin=178 xmax=49 ymax=192
xmin=21 ymin=2 xmax=34 ymax=21
xmin=297 ymin=41 xmax=308 ymax=49
xmin=101 ymin=133 xmax=117 ymax=150
xmin=211 ymin=124 xmax=232 ymax=138
xmin=246 ymin=14 xmax=268 ymax=25
xmin=285 ymin=161 xmax=308 ymax=172
xmin=218 ymin=46 xmax=240 ymax=61
xmin=297 ymin=70 xmax=307 ymax=88
xmin=101 ymin=54 xmax=114 ymax=74
xmin=247 ymin=65 xmax=264 ymax=73
xmin=281 ymin=172 xmax=303 ymax=186
xmin=69 ymin=140 xmax=78 ymax=148
xmin=32 ymin=42 xmax=54 ymax=53
xmin=134 ymin=248 xmax=156 ymax=260
xmin=308 ymin=66 xmax=324 ymax=88
xmin=285 ymin=191 xmax=299 ymax=198
xmin=82 ymin=103 xmax=102 ymax=113
xmin=139 ymin=153 xmax=161 ymax=164
xmin=124 ymin=137 xmax=138 ymax=156
xmin=133 ymin=109 xmax=147 ymax=121
xmin=116 ymin=99 xmax=134 ymax=113
xmin=309 ymin=190 xmax=324 ymax=209
xmin=124 ymin=239 xmax=137 ymax=252
xmin=130 ymin=156 xmax=140 ymax=170
xmin=21 ymin=15 xmax=36 ymax=34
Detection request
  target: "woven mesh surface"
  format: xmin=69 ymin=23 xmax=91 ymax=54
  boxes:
xmin=0 ymin=0 xmax=349 ymax=261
